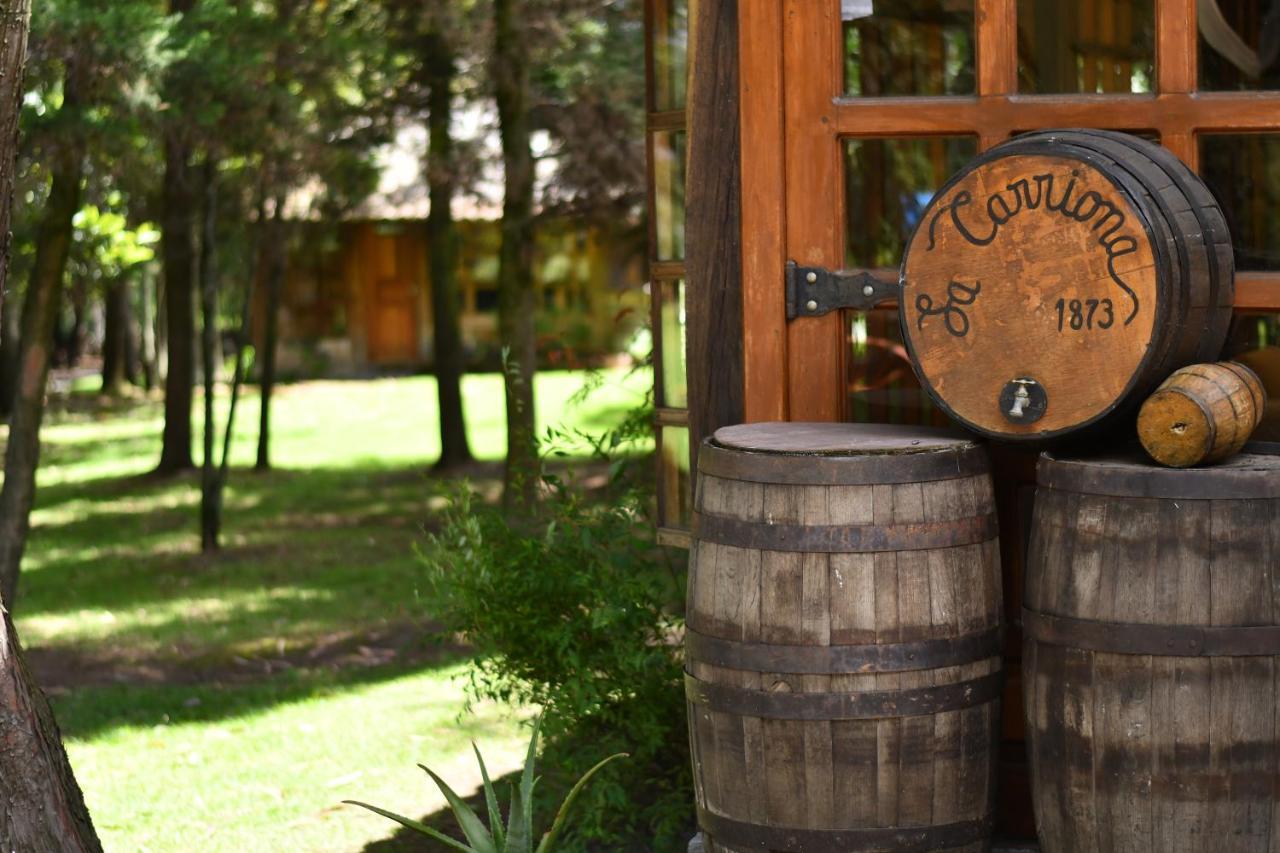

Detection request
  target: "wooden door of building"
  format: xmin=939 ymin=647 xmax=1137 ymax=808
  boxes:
xmin=368 ymin=277 xmax=417 ymax=364
xmin=714 ymin=0 xmax=1280 ymax=839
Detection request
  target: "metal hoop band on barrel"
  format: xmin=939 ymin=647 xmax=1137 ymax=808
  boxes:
xmin=697 ymin=807 xmax=994 ymax=853
xmin=684 ymin=626 xmax=1003 ymax=675
xmin=692 ymin=511 xmax=998 ymax=553
xmin=683 ymin=671 xmax=1002 ymax=721
xmin=1023 ymin=609 xmax=1280 ymax=657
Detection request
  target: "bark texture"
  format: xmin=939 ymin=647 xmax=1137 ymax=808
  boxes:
xmin=0 ymin=70 xmax=85 ymax=607
xmin=0 ymin=2 xmax=103 ymax=848
xmin=425 ymin=29 xmax=472 ymax=471
xmin=493 ymin=0 xmax=539 ymax=512
xmin=0 ymin=611 xmax=102 ymax=852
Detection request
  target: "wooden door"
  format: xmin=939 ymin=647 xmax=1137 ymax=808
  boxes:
xmin=368 ymin=277 xmax=417 ymax=364
xmin=737 ymin=0 xmax=1280 ymax=839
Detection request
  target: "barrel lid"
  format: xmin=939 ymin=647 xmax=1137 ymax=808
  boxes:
xmin=713 ymin=422 xmax=977 ymax=455
xmin=703 ymin=423 xmax=987 ymax=486
xmin=1038 ymin=447 xmax=1280 ymax=499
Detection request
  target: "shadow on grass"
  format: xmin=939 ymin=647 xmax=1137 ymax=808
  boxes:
xmin=51 ymin=654 xmax=469 ymax=743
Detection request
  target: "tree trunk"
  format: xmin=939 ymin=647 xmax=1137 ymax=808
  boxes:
xmin=425 ymin=29 xmax=473 ymax=471
xmin=100 ymin=276 xmax=130 ymax=396
xmin=139 ymin=267 xmax=156 ymax=391
xmin=64 ymin=276 xmax=88 ymax=367
xmin=0 ymin=285 xmax=18 ymax=417
xmin=0 ymin=610 xmax=102 ymax=852
xmin=0 ymin=3 xmax=103 ymax=842
xmin=254 ymin=197 xmax=284 ymax=471
xmin=199 ymin=160 xmax=220 ymax=552
xmin=156 ymin=0 xmax=198 ymax=474
xmin=0 ymin=74 xmax=85 ymax=607
xmin=493 ymin=0 xmax=539 ymax=513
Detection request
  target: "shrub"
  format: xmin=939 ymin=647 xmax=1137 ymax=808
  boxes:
xmin=420 ymin=428 xmax=691 ymax=850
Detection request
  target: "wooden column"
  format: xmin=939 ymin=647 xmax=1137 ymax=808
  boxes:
xmin=686 ymin=0 xmax=745 ymax=460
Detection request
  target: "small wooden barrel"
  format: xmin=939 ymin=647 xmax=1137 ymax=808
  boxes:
xmin=901 ymin=129 xmax=1234 ymax=442
xmin=1025 ymin=451 xmax=1280 ymax=853
xmin=1138 ymin=361 xmax=1267 ymax=467
xmin=687 ymin=423 xmax=1003 ymax=853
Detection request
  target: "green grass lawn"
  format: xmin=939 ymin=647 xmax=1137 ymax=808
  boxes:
xmin=1 ymin=367 xmax=651 ymax=852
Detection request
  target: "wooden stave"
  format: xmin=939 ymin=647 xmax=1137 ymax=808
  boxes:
xmin=900 ymin=130 xmax=1230 ymax=443
xmin=688 ymin=437 xmax=1002 ymax=852
xmin=1023 ymin=473 xmax=1280 ymax=853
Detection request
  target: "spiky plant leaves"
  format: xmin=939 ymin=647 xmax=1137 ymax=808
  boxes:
xmin=474 ymin=742 xmax=507 ymax=850
xmin=343 ymin=801 xmax=473 ymax=851
xmin=419 ymin=764 xmax=498 ymax=853
xmin=505 ymin=781 xmax=531 ymax=853
xmin=535 ymin=753 xmax=629 ymax=853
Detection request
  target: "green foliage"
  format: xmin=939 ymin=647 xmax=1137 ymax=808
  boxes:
xmin=69 ymin=198 xmax=159 ymax=285
xmin=346 ymin=714 xmax=627 ymax=852
xmin=420 ymin=423 xmax=692 ymax=850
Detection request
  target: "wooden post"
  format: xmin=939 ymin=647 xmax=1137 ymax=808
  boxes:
xmin=686 ymin=0 xmax=745 ymax=461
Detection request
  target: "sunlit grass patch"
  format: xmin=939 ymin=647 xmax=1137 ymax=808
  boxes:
xmin=4 ymin=369 xmax=646 ymax=851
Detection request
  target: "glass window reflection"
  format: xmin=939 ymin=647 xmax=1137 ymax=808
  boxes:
xmin=844 ymin=136 xmax=977 ymax=269
xmin=1017 ymin=0 xmax=1155 ymax=94
xmin=652 ymin=130 xmax=686 ymax=262
xmin=651 ymin=0 xmax=690 ymax=110
xmin=843 ymin=0 xmax=975 ymax=97
xmin=658 ymin=279 xmax=687 ymax=409
xmin=1201 ymin=134 xmax=1280 ymax=271
xmin=1199 ymin=0 xmax=1280 ymax=90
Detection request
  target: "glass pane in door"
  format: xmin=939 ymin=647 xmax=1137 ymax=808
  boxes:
xmin=1224 ymin=313 xmax=1280 ymax=440
xmin=650 ymin=0 xmax=691 ymax=110
xmin=842 ymin=0 xmax=975 ymax=96
xmin=1199 ymin=0 xmax=1280 ymax=90
xmin=844 ymin=135 xmax=977 ymax=268
xmin=1017 ymin=0 xmax=1156 ymax=93
xmin=1200 ymin=134 xmax=1280 ymax=270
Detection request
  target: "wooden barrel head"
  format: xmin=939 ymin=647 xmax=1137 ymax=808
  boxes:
xmin=705 ymin=423 xmax=988 ymax=485
xmin=1038 ymin=449 xmax=1280 ymax=499
xmin=903 ymin=148 xmax=1161 ymax=440
xmin=712 ymin=422 xmax=975 ymax=454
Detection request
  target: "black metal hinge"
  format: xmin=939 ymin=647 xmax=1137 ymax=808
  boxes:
xmin=785 ymin=261 xmax=899 ymax=320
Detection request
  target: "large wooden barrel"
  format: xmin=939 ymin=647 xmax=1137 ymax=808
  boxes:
xmin=686 ymin=423 xmax=1003 ymax=853
xmin=901 ymin=129 xmax=1234 ymax=443
xmin=1024 ymin=450 xmax=1280 ymax=852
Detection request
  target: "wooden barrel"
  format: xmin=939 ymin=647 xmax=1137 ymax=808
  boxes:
xmin=1138 ymin=361 xmax=1267 ymax=467
xmin=687 ymin=423 xmax=1003 ymax=853
xmin=1024 ymin=451 xmax=1280 ymax=852
xmin=901 ymin=129 xmax=1234 ymax=443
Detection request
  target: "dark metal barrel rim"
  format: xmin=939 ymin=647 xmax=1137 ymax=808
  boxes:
xmin=684 ymin=671 xmax=1003 ymax=720
xmin=696 ymin=807 xmax=994 ymax=853
xmin=1023 ymin=609 xmax=1280 ymax=657
xmin=685 ymin=626 xmax=1003 ymax=675
xmin=698 ymin=440 xmax=991 ymax=486
xmin=1037 ymin=451 xmax=1280 ymax=499
xmin=692 ymin=511 xmax=998 ymax=554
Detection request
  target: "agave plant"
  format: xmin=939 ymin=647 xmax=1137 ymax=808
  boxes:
xmin=344 ymin=715 xmax=626 ymax=852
